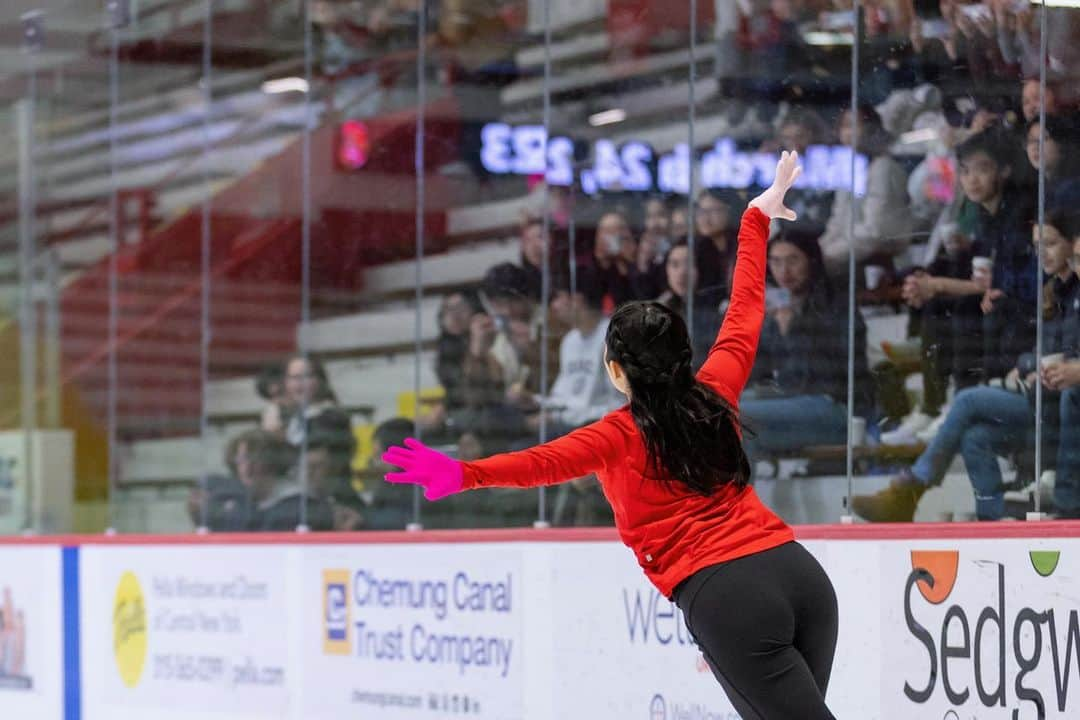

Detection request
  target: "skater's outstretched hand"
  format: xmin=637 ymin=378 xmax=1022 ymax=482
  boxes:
xmin=748 ymin=150 xmax=802 ymax=221
xmin=382 ymin=438 xmax=463 ymax=501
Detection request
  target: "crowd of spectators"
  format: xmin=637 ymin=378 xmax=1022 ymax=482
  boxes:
xmin=193 ymin=1 xmax=1080 ymax=529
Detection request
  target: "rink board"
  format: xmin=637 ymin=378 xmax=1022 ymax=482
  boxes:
xmin=0 ymin=525 xmax=1078 ymax=719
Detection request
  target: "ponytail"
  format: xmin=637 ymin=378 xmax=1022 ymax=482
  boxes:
xmin=607 ymin=302 xmax=751 ymax=494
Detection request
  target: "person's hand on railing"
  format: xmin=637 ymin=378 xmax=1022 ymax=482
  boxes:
xmin=748 ymin=151 xmax=801 ymax=222
xmin=382 ymin=438 xmax=463 ymax=500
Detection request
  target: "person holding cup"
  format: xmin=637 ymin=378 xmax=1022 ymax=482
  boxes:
xmin=883 ymin=129 xmax=1035 ymax=446
xmin=854 ymin=211 xmax=1080 ymax=522
xmin=878 ymin=226 xmax=985 ymax=445
xmin=593 ymin=210 xmax=639 ymax=307
xmin=740 ymin=228 xmax=872 ymax=469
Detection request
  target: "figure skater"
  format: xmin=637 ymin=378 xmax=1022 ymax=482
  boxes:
xmin=383 ymin=152 xmax=838 ymax=719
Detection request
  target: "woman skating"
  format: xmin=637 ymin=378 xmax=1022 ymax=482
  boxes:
xmin=383 ymin=152 xmax=839 ymax=719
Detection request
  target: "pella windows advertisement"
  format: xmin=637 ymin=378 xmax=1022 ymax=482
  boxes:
xmin=301 ymin=543 xmax=523 ymax=719
xmin=881 ymin=540 xmax=1080 ymax=720
xmin=79 ymin=545 xmax=292 ymax=720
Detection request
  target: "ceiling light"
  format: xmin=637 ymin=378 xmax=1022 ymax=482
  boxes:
xmin=261 ymin=77 xmax=309 ymax=94
xmin=589 ymin=109 xmax=627 ymax=127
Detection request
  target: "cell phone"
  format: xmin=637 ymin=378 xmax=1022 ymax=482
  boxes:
xmin=920 ymin=19 xmax=950 ymax=39
xmin=766 ymin=287 xmax=792 ymax=312
xmin=959 ymin=4 xmax=992 ymax=23
xmin=602 ymin=234 xmax=622 ymax=255
xmin=653 ymin=237 xmax=672 ymax=263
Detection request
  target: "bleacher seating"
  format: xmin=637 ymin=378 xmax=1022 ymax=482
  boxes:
xmin=5 ymin=0 xmax=1070 ymax=532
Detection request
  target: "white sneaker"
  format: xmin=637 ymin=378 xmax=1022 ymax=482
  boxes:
xmin=915 ymin=410 xmax=949 ymax=443
xmin=880 ymin=411 xmax=933 ymax=446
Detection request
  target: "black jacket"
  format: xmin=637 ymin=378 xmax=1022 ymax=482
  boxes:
xmin=751 ymin=285 xmax=873 ymax=413
xmin=1016 ymin=274 xmax=1080 ymax=375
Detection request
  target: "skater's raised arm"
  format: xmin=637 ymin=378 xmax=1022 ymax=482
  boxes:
xmin=697 ymin=151 xmax=801 ymax=405
xmin=381 ymin=417 xmax=625 ymax=499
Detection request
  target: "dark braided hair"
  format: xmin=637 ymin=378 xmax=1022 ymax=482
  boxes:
xmin=606 ymin=301 xmax=751 ymax=494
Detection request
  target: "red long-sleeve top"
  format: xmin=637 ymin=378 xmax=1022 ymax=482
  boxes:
xmin=460 ymin=207 xmax=794 ymax=598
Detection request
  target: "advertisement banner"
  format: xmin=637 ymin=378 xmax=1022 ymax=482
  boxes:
xmin=79 ymin=545 xmax=293 ymax=720
xmin=0 ymin=546 xmax=64 ymax=720
xmin=880 ymin=538 xmax=1080 ymax=720
xmin=299 ymin=543 xmax=524 ymax=720
xmin=546 ymin=541 xmax=744 ymax=720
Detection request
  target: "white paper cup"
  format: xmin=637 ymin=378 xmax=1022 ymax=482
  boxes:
xmin=1041 ymin=353 xmax=1066 ymax=369
xmin=864 ymin=266 xmax=886 ymax=291
xmin=851 ymin=417 xmax=867 ymax=447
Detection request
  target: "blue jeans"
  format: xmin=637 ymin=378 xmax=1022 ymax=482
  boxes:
xmin=739 ymin=394 xmax=849 ymax=462
xmin=1055 ymin=387 xmax=1080 ymax=513
xmin=911 ymin=387 xmax=1032 ymax=520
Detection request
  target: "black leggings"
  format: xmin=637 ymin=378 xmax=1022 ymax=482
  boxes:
xmin=673 ymin=541 xmax=839 ymax=720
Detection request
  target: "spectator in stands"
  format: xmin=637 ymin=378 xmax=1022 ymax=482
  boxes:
xmin=329 ymin=489 xmax=366 ymax=531
xmin=715 ymin=0 xmax=808 ymax=125
xmin=439 ymin=0 xmax=520 ymax=179
xmin=818 ymin=104 xmax=913 ymax=275
xmin=530 ymin=265 xmax=623 ymax=434
xmin=1020 ymin=78 xmax=1058 ymax=124
xmin=428 ymin=264 xmax=541 ymax=457
xmin=854 ymin=209 xmax=1080 ymax=521
xmin=427 ymin=285 xmax=554 ymax=458
xmin=971 ymin=128 xmax=1038 ymax=383
xmin=894 ymin=128 xmax=1035 ymax=440
xmin=878 ymin=223 xmax=979 ymax=444
xmin=694 ymin=190 xmax=739 ymax=296
xmin=188 ymin=469 xmax=248 ymax=532
xmin=670 ymin=204 xmax=690 ymax=239
xmin=431 ymin=290 xmax=483 ymax=423
xmin=906 ymin=114 xmax=961 ymax=245
xmin=631 ymin=197 xmax=673 ymax=301
xmin=255 ymin=363 xmax=286 ymax=436
xmin=518 ymin=216 xmax=571 ymax=303
xmin=245 ymin=430 xmax=334 ymax=531
xmin=1026 ymin=115 xmax=1080 ymax=211
xmin=311 ymin=0 xmax=422 ymax=119
xmin=742 ymin=229 xmax=870 ymax=466
xmin=304 ymin=409 xmax=357 ymax=500
xmin=592 ymin=210 xmax=639 ymax=307
xmin=520 ymin=217 xmax=547 ymax=302
xmin=765 ymin=108 xmax=835 ymax=237
xmin=277 ymin=355 xmax=340 ymax=446
xmin=657 ymin=241 xmax=723 ymax=368
xmin=999 ymin=3 xmax=1079 ymax=108
xmin=360 ymin=418 xmax=417 ymax=530
xmin=479 ymin=261 xmax=561 ymax=402
xmin=188 ymin=432 xmax=271 ymax=532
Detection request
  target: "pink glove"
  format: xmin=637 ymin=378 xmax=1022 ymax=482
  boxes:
xmin=381 ymin=438 xmax=464 ymax=501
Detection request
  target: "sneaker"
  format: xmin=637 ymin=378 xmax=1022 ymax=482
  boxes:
xmin=880 ymin=411 xmax=934 ymax=446
xmin=850 ymin=470 xmax=928 ymax=523
xmin=916 ymin=410 xmax=949 ymax=444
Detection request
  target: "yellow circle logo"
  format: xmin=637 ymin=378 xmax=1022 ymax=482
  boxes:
xmin=112 ymin=571 xmax=148 ymax=688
